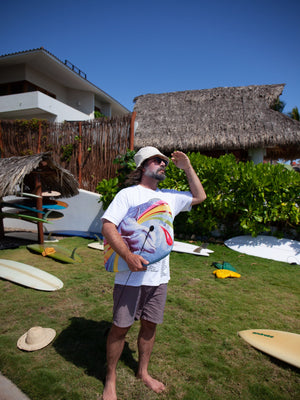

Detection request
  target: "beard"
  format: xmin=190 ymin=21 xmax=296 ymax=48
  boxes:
xmin=144 ymin=167 xmax=166 ymax=181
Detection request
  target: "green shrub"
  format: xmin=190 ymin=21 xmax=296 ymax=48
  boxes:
xmin=96 ymin=151 xmax=300 ymax=238
xmin=95 ymin=177 xmax=119 ymax=210
xmin=95 ymin=149 xmax=136 ymax=209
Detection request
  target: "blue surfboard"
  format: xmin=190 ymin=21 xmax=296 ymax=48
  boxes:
xmin=1 ymin=201 xmax=46 ymax=215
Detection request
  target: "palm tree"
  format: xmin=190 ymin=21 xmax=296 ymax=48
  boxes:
xmin=287 ymin=106 xmax=300 ymax=121
xmin=270 ymin=97 xmax=286 ymax=112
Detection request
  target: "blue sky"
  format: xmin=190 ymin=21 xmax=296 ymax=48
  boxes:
xmin=1 ymin=0 xmax=299 ymax=112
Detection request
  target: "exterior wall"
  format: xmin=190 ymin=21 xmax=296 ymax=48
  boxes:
xmin=0 ymin=64 xmax=96 ymax=119
xmin=66 ymin=89 xmax=94 ymax=118
xmin=248 ymin=148 xmax=266 ymax=164
xmin=25 ymin=64 xmax=68 ymax=102
xmin=0 ymin=92 xmax=90 ymax=122
xmin=0 ymin=53 xmax=128 ymax=119
xmin=96 ymin=101 xmax=111 ymax=117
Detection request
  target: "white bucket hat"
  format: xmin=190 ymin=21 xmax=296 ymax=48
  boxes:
xmin=17 ymin=326 xmax=56 ymax=351
xmin=134 ymin=146 xmax=169 ymax=168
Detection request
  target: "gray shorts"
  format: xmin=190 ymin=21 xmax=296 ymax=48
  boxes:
xmin=113 ymin=283 xmax=168 ymax=328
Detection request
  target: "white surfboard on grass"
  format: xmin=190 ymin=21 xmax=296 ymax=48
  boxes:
xmin=0 ymin=259 xmax=63 ymax=291
xmin=225 ymin=235 xmax=300 ymax=265
xmin=172 ymin=241 xmax=214 ymax=257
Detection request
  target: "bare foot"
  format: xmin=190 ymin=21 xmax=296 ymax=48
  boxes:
xmin=137 ymin=373 xmax=165 ymax=393
xmin=102 ymin=378 xmax=117 ymax=400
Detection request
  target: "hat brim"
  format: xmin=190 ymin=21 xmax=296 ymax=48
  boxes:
xmin=138 ymin=153 xmax=169 ymax=167
xmin=17 ymin=328 xmax=56 ymax=351
xmin=134 ymin=146 xmax=169 ymax=168
xmin=151 ymin=153 xmax=169 ymax=164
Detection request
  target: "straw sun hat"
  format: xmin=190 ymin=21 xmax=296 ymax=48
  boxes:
xmin=17 ymin=326 xmax=56 ymax=351
xmin=134 ymin=146 xmax=169 ymax=168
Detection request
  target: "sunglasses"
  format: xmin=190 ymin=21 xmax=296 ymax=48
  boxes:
xmin=149 ymin=157 xmax=169 ymax=167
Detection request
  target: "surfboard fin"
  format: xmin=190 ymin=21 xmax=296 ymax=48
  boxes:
xmin=95 ymin=234 xmax=104 ymax=246
xmin=71 ymin=247 xmax=78 ymax=260
xmin=193 ymin=243 xmax=208 ymax=253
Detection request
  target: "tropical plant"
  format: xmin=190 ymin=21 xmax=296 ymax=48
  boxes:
xmin=96 ymin=151 xmax=300 ymax=238
xmin=94 ymin=110 xmax=107 ymax=118
xmin=270 ymin=97 xmax=286 ymax=112
xmin=95 ymin=149 xmax=136 ymax=209
xmin=287 ymin=106 xmax=300 ymax=121
xmin=165 ymin=153 xmax=300 ymax=238
xmin=96 ymin=177 xmax=119 ymax=210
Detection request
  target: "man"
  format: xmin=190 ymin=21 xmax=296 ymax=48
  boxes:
xmin=101 ymin=146 xmax=206 ymax=400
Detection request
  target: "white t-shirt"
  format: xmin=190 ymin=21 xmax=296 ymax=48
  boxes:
xmin=101 ymin=185 xmax=192 ymax=286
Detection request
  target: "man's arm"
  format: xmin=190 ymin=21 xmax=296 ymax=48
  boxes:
xmin=102 ymin=219 xmax=149 ymax=272
xmin=171 ymin=151 xmax=206 ymax=206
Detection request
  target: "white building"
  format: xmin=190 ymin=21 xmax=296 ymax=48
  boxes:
xmin=0 ymin=47 xmax=129 ymax=122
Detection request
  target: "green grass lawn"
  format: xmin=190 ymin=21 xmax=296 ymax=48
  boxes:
xmin=0 ymin=237 xmax=299 ymax=400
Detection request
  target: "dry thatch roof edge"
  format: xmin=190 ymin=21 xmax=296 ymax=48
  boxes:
xmin=133 ymin=84 xmax=300 ymax=156
xmin=0 ymin=152 xmax=79 ymax=198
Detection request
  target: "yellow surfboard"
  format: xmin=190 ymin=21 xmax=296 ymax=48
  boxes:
xmin=238 ymin=329 xmax=300 ymax=368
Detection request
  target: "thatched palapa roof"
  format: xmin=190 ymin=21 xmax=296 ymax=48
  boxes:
xmin=0 ymin=152 xmax=79 ymax=198
xmin=133 ymin=84 xmax=300 ymax=159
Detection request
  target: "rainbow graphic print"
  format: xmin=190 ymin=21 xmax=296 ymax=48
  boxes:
xmin=104 ymin=198 xmax=174 ymax=272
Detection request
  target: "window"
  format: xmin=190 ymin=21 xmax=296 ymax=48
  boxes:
xmin=0 ymin=80 xmax=56 ymax=98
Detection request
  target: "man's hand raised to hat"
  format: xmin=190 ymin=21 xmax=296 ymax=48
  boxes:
xmin=171 ymin=151 xmax=192 ymax=171
xmin=171 ymin=151 xmax=207 ymax=205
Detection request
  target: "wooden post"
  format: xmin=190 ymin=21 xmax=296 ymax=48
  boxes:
xmin=0 ymin=201 xmax=4 ymax=240
xmin=0 ymin=121 xmax=3 ymax=158
xmin=130 ymin=112 xmax=136 ymax=150
xmin=78 ymin=121 xmax=82 ymax=187
xmin=35 ymin=174 xmax=44 ymax=244
xmin=37 ymin=120 xmax=42 ymax=153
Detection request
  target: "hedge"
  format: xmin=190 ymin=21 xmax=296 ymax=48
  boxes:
xmin=96 ymin=151 xmax=300 ymax=240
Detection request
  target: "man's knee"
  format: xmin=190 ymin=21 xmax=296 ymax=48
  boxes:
xmin=140 ymin=319 xmax=157 ymax=336
xmin=109 ymin=323 xmax=131 ymax=340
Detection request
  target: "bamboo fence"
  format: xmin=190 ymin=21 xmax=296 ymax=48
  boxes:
xmin=0 ymin=115 xmax=132 ymax=191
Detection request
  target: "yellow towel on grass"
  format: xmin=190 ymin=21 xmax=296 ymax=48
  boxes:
xmin=213 ymin=269 xmax=241 ymax=279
